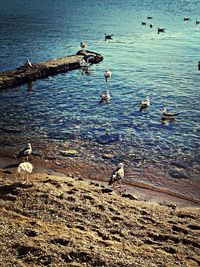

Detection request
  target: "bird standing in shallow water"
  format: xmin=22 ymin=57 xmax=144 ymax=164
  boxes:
xmin=17 ymin=143 xmax=32 ymax=161
xmin=104 ymin=70 xmax=112 ymax=83
xmin=140 ymin=96 xmax=151 ymax=111
xmin=17 ymin=162 xmax=33 ymax=184
xmin=109 ymin=163 xmax=125 ymax=189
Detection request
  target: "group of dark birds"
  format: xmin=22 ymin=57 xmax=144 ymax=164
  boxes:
xmin=141 ymin=16 xmax=200 ymax=34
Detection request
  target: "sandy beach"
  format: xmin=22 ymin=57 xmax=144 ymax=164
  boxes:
xmin=0 ymin=148 xmax=200 ymax=266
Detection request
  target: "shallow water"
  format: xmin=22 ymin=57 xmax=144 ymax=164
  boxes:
xmin=0 ymin=0 xmax=200 ymax=177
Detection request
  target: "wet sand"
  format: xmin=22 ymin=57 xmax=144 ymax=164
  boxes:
xmin=1 ymin=139 xmax=200 ymax=208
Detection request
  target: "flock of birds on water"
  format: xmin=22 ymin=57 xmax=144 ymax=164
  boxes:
xmin=17 ymin=15 xmax=199 ymax=189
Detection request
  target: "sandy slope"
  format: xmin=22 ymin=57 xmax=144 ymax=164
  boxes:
xmin=0 ymin=165 xmax=200 ymax=267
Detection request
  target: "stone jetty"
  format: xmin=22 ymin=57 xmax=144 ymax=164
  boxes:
xmin=0 ymin=50 xmax=103 ymax=90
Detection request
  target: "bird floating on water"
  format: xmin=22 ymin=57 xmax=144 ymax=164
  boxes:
xmin=161 ymin=108 xmax=179 ymax=121
xmin=196 ymin=20 xmax=200 ymax=25
xmin=198 ymin=61 xmax=200 ymax=71
xmin=184 ymin=17 xmax=190 ymax=21
xmin=158 ymin=27 xmax=165 ymax=33
xmin=142 ymin=22 xmax=146 ymax=25
xmin=104 ymin=69 xmax=112 ymax=82
xmin=17 ymin=143 xmax=32 ymax=161
xmin=109 ymin=163 xmax=125 ymax=188
xmin=140 ymin=96 xmax=151 ymax=111
xmin=17 ymin=162 xmax=33 ymax=184
xmin=80 ymin=41 xmax=87 ymax=49
xmin=24 ymin=59 xmax=33 ymax=68
xmin=150 ymin=24 xmax=153 ymax=28
xmin=100 ymin=89 xmax=111 ymax=102
xmin=147 ymin=16 xmax=153 ymax=19
xmin=105 ymin=33 xmax=113 ymax=41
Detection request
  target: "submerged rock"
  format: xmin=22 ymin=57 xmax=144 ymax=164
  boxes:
xmin=60 ymin=149 xmax=79 ymax=157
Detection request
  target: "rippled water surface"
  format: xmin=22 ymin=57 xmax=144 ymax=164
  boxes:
xmin=0 ymin=0 xmax=200 ymax=174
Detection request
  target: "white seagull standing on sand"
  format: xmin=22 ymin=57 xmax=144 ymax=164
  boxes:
xmin=140 ymin=96 xmax=151 ymax=111
xmin=17 ymin=162 xmax=33 ymax=184
xmin=104 ymin=70 xmax=112 ymax=83
xmin=100 ymin=89 xmax=111 ymax=102
xmin=17 ymin=143 xmax=32 ymax=161
xmin=109 ymin=163 xmax=125 ymax=188
xmin=80 ymin=41 xmax=87 ymax=49
xmin=161 ymin=108 xmax=180 ymax=121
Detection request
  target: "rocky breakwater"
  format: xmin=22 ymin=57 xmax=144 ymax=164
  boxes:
xmin=0 ymin=50 xmax=103 ymax=90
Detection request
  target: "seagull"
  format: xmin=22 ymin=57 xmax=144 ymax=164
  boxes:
xmin=158 ymin=27 xmax=165 ymax=33
xmin=17 ymin=143 xmax=32 ymax=161
xmin=100 ymin=89 xmax=111 ymax=102
xmin=105 ymin=33 xmax=113 ymax=41
xmin=140 ymin=96 xmax=151 ymax=111
xmin=24 ymin=59 xmax=33 ymax=68
xmin=79 ymin=58 xmax=89 ymax=68
xmin=17 ymin=162 xmax=33 ymax=184
xmin=184 ymin=17 xmax=190 ymax=21
xmin=109 ymin=163 xmax=125 ymax=188
xmin=161 ymin=108 xmax=180 ymax=121
xmin=80 ymin=41 xmax=87 ymax=49
xmin=104 ymin=70 xmax=112 ymax=82
xmin=147 ymin=16 xmax=153 ymax=19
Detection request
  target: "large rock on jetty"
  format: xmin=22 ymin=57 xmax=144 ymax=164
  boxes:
xmin=0 ymin=50 xmax=103 ymax=90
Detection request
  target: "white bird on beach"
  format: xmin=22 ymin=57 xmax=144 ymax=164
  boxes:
xmin=104 ymin=70 xmax=112 ymax=82
xmin=80 ymin=41 xmax=87 ymax=49
xmin=109 ymin=163 xmax=125 ymax=188
xmin=24 ymin=59 xmax=33 ymax=68
xmin=17 ymin=162 xmax=33 ymax=184
xmin=100 ymin=89 xmax=111 ymax=102
xmin=161 ymin=108 xmax=180 ymax=121
xmin=17 ymin=143 xmax=32 ymax=161
xmin=140 ymin=96 xmax=151 ymax=111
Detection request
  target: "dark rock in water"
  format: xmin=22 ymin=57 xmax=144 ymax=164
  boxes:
xmin=169 ymin=168 xmax=189 ymax=179
xmin=96 ymin=133 xmax=120 ymax=145
xmin=121 ymin=193 xmax=138 ymax=200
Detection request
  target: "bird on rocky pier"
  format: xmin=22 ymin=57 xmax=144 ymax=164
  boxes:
xmin=109 ymin=163 xmax=125 ymax=188
xmin=24 ymin=59 xmax=33 ymax=68
xmin=17 ymin=143 xmax=32 ymax=161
